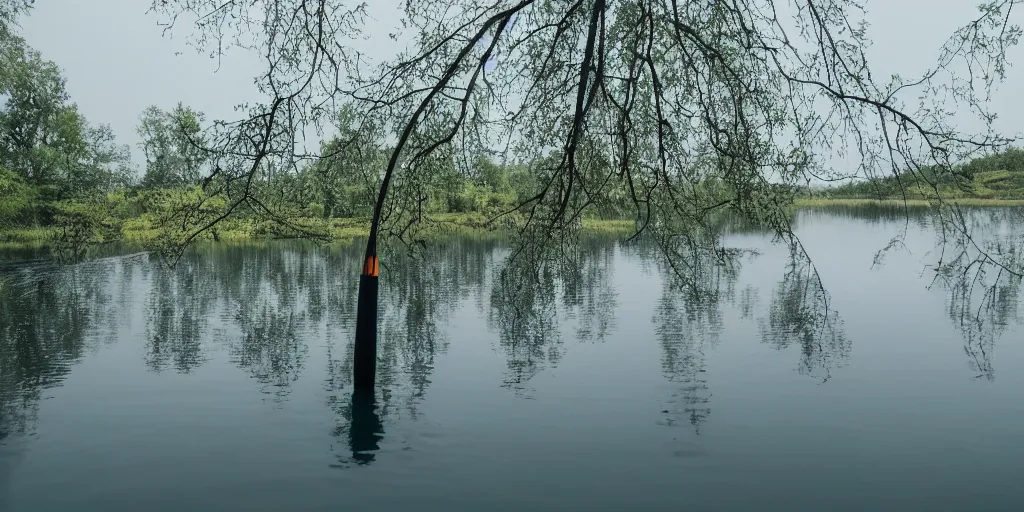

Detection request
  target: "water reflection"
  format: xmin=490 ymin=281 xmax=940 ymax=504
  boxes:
xmin=644 ymin=231 xmax=849 ymax=430
xmin=810 ymin=205 xmax=1024 ymax=381
xmin=795 ymin=203 xmax=933 ymax=228
xmin=374 ymin=239 xmax=494 ymax=407
xmin=0 ymin=259 xmax=116 ymax=440
xmin=0 ymin=232 xmax=852 ymax=447
xmin=145 ymin=259 xmax=209 ymax=373
xmin=2 ymin=208 xmax=1023 ymax=454
xmin=332 ymin=392 xmax=384 ymax=466
xmin=927 ymin=207 xmax=1024 ymax=380
xmin=489 ymin=255 xmax=561 ymax=394
xmin=232 ymin=305 xmax=308 ymax=400
xmin=760 ymin=243 xmax=850 ymax=381
xmin=648 ymin=240 xmax=743 ymax=431
xmin=325 ymin=239 xmax=498 ymax=463
xmin=488 ymin=238 xmax=618 ymax=395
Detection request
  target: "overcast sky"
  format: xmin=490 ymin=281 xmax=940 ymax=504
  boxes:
xmin=19 ymin=1 xmax=260 ymax=165
xmin=18 ymin=0 xmax=1024 ymax=170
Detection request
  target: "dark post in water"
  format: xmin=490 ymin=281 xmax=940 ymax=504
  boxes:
xmin=353 ymin=225 xmax=380 ymax=392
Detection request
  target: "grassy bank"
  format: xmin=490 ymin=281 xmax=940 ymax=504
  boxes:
xmin=0 ymin=227 xmax=61 ymax=250
xmin=0 ymin=214 xmax=640 ymax=252
xmin=11 ymin=198 xmax=1024 ymax=253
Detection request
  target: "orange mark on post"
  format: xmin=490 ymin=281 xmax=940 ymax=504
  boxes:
xmin=363 ymin=256 xmax=379 ymax=277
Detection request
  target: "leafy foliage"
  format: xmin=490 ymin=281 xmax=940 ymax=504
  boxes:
xmin=0 ymin=13 xmax=134 ymax=227
xmin=138 ymin=103 xmax=208 ymax=188
xmin=0 ymin=166 xmax=35 ymax=225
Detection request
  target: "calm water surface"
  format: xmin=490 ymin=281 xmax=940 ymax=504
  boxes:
xmin=2 ymin=207 xmax=1024 ymax=511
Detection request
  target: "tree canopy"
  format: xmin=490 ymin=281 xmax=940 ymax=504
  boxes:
xmin=0 ymin=3 xmax=134 ymax=225
xmin=137 ymin=103 xmax=209 ymax=189
xmin=143 ymin=0 xmax=1021 ymax=262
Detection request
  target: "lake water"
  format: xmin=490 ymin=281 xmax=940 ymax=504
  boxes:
xmin=2 ymin=207 xmax=1024 ymax=511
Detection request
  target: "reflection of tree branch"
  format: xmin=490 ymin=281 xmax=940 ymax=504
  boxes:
xmin=488 ymin=238 xmax=618 ymax=395
xmin=232 ymin=304 xmax=308 ymax=401
xmin=653 ymin=284 xmax=720 ymax=433
xmin=145 ymin=261 xmax=210 ymax=373
xmin=759 ymin=242 xmax=849 ymax=382
xmin=928 ymin=207 xmax=1024 ymax=380
xmin=489 ymin=257 xmax=560 ymax=395
xmin=650 ymin=230 xmax=748 ymax=433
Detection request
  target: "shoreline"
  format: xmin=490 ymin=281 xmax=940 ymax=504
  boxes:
xmin=0 ymin=216 xmax=639 ymax=252
xmin=794 ymin=198 xmax=1024 ymax=207
xmin=5 ymin=198 xmax=1023 ymax=252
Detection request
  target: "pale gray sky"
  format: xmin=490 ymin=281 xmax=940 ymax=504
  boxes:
xmin=18 ymin=0 xmax=1024 ymax=171
xmin=21 ymin=0 xmax=264 ymax=165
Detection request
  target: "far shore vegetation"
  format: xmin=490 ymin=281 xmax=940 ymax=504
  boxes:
xmin=5 ymin=134 xmax=1024 ymax=256
xmin=797 ymin=148 xmax=1024 ymax=207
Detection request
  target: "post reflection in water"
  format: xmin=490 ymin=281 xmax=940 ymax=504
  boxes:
xmin=346 ymin=392 xmax=384 ymax=465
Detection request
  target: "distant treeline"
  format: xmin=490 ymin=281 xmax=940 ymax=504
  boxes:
xmin=806 ymin=148 xmax=1024 ymax=201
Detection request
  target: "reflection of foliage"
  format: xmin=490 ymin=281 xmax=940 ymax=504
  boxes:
xmin=487 ymin=237 xmax=619 ymax=395
xmin=653 ymin=290 xmax=715 ymax=432
xmin=738 ymin=285 xmax=759 ymax=320
xmin=142 ymin=243 xmax=325 ymax=397
xmin=561 ymin=240 xmax=618 ymax=344
xmin=651 ymin=221 xmax=751 ymax=302
xmin=223 ymin=247 xmax=319 ymax=401
xmin=386 ymin=240 xmax=492 ymax=398
xmin=144 ymin=261 xmax=210 ymax=373
xmin=800 ymin=205 xmax=1024 ymax=381
xmin=929 ymin=207 xmax=1024 ymax=380
xmin=231 ymin=306 xmax=308 ymax=401
xmin=649 ymin=224 xmax=850 ymax=431
xmin=760 ymin=242 xmax=849 ymax=381
xmin=377 ymin=264 xmax=448 ymax=409
xmin=651 ymin=234 xmax=745 ymax=432
xmin=0 ymin=260 xmax=113 ymax=441
xmin=489 ymin=259 xmax=560 ymax=393
xmin=795 ymin=204 xmax=933 ymax=229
